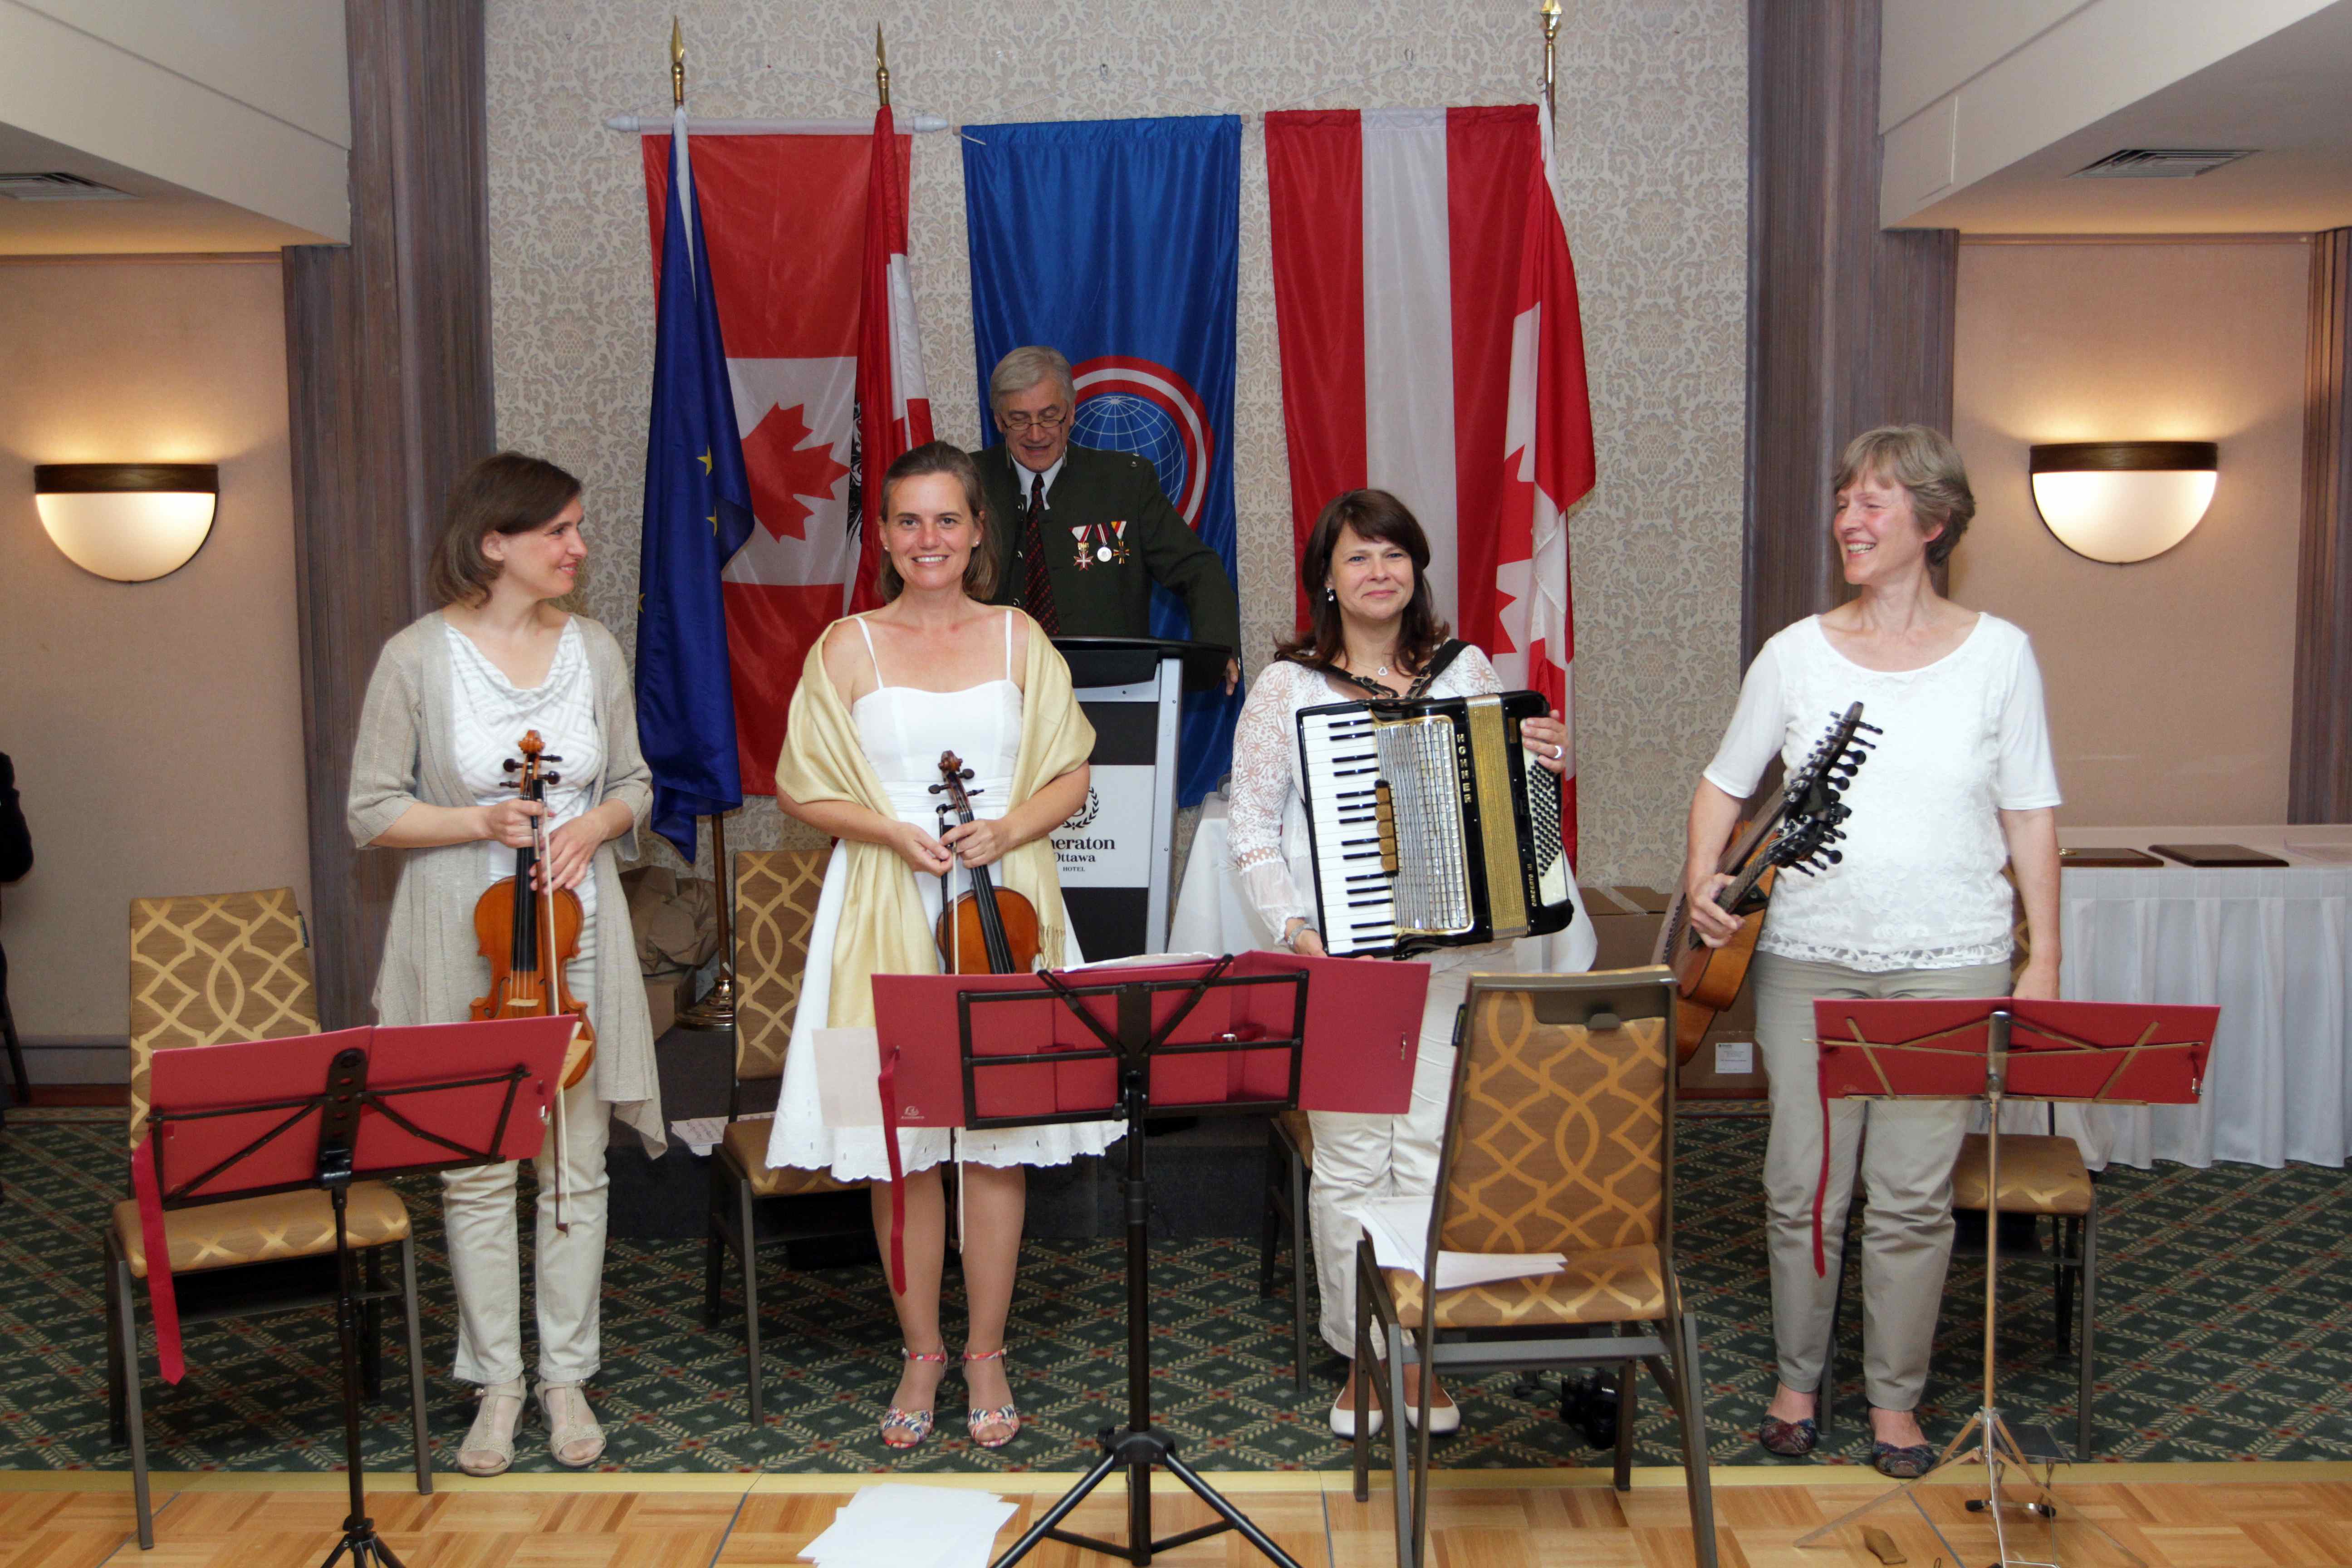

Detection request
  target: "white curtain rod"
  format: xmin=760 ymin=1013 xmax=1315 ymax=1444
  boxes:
xmin=603 ymin=113 xmax=950 ymax=134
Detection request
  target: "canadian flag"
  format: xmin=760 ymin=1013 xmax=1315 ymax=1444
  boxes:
xmin=643 ymin=126 xmax=921 ymax=793
xmin=1266 ymin=104 xmax=1595 ymax=862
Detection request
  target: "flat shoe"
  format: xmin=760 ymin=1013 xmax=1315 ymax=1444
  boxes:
xmin=1758 ymin=1415 xmax=1818 ymax=1457
xmin=537 ymin=1380 xmax=605 ymax=1468
xmin=1400 ymin=1392 xmax=1462 ymax=1435
xmin=1872 ymin=1439 xmax=1937 ymax=1479
xmin=457 ymin=1377 xmax=526 ymax=1477
xmin=1328 ymin=1396 xmax=1385 ymax=1439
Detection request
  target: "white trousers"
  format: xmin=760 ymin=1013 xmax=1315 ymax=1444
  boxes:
xmin=440 ymin=1066 xmax=611 ymax=1387
xmin=1303 ymin=963 xmax=1471 ymax=1360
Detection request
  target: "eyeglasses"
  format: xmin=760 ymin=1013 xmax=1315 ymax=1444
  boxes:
xmin=999 ymin=408 xmax=1069 ymax=433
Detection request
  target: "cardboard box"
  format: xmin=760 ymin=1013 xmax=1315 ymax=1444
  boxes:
xmin=645 ymin=970 xmax=697 ymax=1041
xmin=1579 ymin=887 xmax=1766 ymax=1101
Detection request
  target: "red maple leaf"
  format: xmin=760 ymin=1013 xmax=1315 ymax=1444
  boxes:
xmin=741 ymin=402 xmax=851 ymax=542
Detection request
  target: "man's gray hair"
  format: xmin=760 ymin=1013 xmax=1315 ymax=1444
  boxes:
xmin=990 ymin=345 xmax=1076 ymax=410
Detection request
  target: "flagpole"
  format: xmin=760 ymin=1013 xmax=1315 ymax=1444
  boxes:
xmin=876 ymin=24 xmax=890 ymax=108
xmin=678 ymin=814 xmax=739 ymax=1030
xmin=1540 ymin=0 xmax=1561 ymax=122
xmin=670 ymin=15 xmax=684 ymax=109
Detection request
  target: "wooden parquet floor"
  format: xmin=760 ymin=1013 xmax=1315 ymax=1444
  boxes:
xmin=5 ymin=1467 xmax=2352 ymax=1568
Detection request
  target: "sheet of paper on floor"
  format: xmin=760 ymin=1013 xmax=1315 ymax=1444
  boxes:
xmin=799 ymin=1483 xmax=1018 ymax=1568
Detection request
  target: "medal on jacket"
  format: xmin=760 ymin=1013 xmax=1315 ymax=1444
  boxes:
xmin=1109 ymin=519 xmax=1131 ymax=564
xmin=1072 ymin=524 xmax=1094 ymax=569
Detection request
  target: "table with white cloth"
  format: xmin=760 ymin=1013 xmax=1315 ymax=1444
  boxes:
xmin=1169 ymin=793 xmax=1598 ymax=978
xmin=2043 ymin=824 xmax=2352 ymax=1172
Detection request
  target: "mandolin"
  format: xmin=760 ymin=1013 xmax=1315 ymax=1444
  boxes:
xmin=929 ymin=749 xmax=1043 ymax=974
xmin=470 ymin=729 xmax=597 ymax=1088
xmin=1654 ymin=703 xmax=1875 ymax=1063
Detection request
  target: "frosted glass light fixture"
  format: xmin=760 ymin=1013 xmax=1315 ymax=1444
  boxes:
xmin=2028 ymin=441 xmax=2217 ymax=564
xmin=33 ymin=464 xmax=218 ymax=582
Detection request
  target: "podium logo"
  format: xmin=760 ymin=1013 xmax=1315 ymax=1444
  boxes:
xmin=1063 ymin=787 xmax=1102 ymax=833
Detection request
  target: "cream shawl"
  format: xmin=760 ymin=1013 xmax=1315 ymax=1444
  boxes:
xmin=774 ymin=609 xmax=1095 ymax=1026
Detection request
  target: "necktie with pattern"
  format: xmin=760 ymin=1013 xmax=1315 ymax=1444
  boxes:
xmin=1021 ymin=470 xmax=1060 ymax=635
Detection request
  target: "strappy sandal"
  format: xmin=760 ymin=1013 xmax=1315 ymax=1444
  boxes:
xmin=457 ymin=1376 xmax=526 ymax=1477
xmin=536 ymin=1380 xmax=605 ymax=1468
xmin=882 ymin=1347 xmax=949 ymax=1449
xmin=962 ymin=1346 xmax=1021 ymax=1449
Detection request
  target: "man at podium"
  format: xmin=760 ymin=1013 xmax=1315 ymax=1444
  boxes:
xmin=972 ymin=345 xmax=1242 ymax=691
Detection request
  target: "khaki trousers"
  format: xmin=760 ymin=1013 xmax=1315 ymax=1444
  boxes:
xmin=440 ymin=1066 xmax=611 ymax=1387
xmin=1305 ymin=962 xmax=1471 ymax=1360
xmin=1754 ymin=951 xmax=2011 ymax=1412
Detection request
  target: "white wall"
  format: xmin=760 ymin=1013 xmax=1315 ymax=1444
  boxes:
xmin=1879 ymin=0 xmax=2336 ymax=226
xmin=0 ymin=258 xmax=312 ymax=1054
xmin=0 ymin=0 xmax=349 ymax=244
xmin=1950 ymin=240 xmax=2307 ymax=825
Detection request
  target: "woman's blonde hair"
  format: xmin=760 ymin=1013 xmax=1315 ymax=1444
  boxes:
xmin=875 ymin=441 xmax=996 ymax=602
xmin=1833 ymin=425 xmax=1975 ymax=566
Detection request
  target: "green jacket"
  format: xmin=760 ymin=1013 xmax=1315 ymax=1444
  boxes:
xmin=973 ymin=441 xmax=1241 ymax=653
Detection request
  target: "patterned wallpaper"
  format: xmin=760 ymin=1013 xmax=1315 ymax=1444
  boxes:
xmin=485 ymin=0 xmax=1747 ymax=890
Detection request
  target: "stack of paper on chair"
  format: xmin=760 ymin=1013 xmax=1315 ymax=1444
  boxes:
xmin=1349 ymin=1196 xmax=1566 ymax=1289
xmin=799 ymin=1485 xmax=1018 ymax=1568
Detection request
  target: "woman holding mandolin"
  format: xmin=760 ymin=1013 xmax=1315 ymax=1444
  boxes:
xmin=765 ymin=441 xmax=1112 ymax=1450
xmin=348 ymin=452 xmax=659 ymax=1476
xmin=1678 ymin=426 xmax=2061 ymax=1478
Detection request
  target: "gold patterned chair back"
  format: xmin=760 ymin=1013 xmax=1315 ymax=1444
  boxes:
xmin=1431 ymin=970 xmax=1676 ymax=1267
xmin=127 ymin=888 xmax=318 ymax=1147
xmin=732 ymin=848 xmax=828 ymax=1085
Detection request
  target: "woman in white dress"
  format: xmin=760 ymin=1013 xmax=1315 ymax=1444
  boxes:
xmin=1227 ymin=489 xmax=1574 ymax=1439
xmin=765 ymin=441 xmax=1115 ymax=1450
xmin=1678 ymin=425 xmax=2062 ymax=1477
xmin=347 ymin=452 xmax=661 ymax=1476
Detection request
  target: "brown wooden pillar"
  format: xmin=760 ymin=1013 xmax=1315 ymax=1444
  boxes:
xmin=284 ymin=0 xmax=495 ymax=1026
xmin=2294 ymin=229 xmax=2352 ymax=823
xmin=1744 ymin=0 xmax=1959 ymax=662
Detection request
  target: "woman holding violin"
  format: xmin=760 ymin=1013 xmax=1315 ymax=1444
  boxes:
xmin=765 ymin=441 xmax=1111 ymax=1451
xmin=348 ymin=452 xmax=657 ymax=1476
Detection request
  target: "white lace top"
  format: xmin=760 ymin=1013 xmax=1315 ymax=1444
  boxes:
xmin=1702 ymin=614 xmax=2061 ymax=973
xmin=1227 ymin=649 xmax=1513 ymax=968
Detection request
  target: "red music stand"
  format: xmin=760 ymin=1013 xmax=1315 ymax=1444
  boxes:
xmin=868 ymin=951 xmax=1426 ymax=1568
xmin=1792 ymin=998 xmax=2215 ymax=1568
xmin=134 ymin=1016 xmax=573 ymax=1567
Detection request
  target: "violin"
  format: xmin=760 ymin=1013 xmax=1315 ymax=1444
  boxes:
xmin=929 ymin=749 xmax=1042 ymax=974
xmin=470 ymin=729 xmax=597 ymax=1088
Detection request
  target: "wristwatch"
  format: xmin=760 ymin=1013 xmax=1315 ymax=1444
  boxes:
xmin=1283 ymin=921 xmax=1319 ymax=953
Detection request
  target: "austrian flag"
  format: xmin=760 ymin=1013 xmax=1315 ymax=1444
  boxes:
xmin=1266 ymin=103 xmax=1594 ymax=862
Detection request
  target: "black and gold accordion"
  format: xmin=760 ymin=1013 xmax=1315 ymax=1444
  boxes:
xmin=1294 ymin=691 xmax=1576 ymax=958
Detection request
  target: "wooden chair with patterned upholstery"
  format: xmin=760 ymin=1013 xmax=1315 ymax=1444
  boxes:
xmin=706 ymin=848 xmax=873 ymax=1424
xmin=110 ymin=888 xmax=430 ymax=1548
xmin=1352 ymin=967 xmax=1716 ymax=1568
xmin=1256 ymin=1108 xmax=1315 ymax=1393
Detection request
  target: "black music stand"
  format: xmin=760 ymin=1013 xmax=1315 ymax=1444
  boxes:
xmin=1790 ymin=997 xmax=2215 ymax=1568
xmin=872 ymin=953 xmax=1420 ymax=1568
xmin=135 ymin=1017 xmax=572 ymax=1566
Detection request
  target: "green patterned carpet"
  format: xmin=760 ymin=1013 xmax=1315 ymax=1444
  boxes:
xmin=1 ymin=1110 xmax=2347 ymax=1474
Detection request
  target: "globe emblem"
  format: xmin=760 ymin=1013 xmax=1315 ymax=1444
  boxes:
xmin=1073 ymin=392 xmax=1190 ymax=513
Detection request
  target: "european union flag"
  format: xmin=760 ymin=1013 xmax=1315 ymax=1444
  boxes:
xmin=637 ymin=132 xmax=755 ymax=861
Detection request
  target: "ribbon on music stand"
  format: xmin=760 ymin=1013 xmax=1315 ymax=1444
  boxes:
xmin=129 ymin=1132 xmax=185 ymax=1382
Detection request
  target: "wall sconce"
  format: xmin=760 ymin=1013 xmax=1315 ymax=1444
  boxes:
xmin=2028 ymin=441 xmax=2217 ymax=564
xmin=33 ymin=463 xmax=219 ymax=582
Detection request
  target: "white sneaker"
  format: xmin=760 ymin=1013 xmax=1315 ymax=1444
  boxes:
xmin=1328 ymin=1395 xmax=1386 ymax=1439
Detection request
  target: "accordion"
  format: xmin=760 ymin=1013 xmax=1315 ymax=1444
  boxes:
xmin=1295 ymin=691 xmax=1576 ymax=958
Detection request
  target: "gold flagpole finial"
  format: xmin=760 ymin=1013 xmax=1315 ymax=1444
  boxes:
xmin=670 ymin=16 xmax=686 ymax=110
xmin=876 ymin=24 xmax=892 ymax=109
xmin=1540 ymin=0 xmax=1561 ymax=122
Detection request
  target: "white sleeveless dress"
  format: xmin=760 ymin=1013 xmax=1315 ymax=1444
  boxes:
xmin=764 ymin=612 xmax=1123 ymax=1181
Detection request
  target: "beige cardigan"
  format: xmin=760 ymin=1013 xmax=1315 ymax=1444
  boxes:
xmin=347 ymin=612 xmax=663 ymax=1152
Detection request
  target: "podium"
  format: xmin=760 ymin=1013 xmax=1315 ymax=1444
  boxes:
xmin=1051 ymin=637 xmax=1233 ymax=960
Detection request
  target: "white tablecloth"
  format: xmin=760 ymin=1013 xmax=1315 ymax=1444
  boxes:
xmin=1170 ymin=794 xmax=1597 ymax=979
xmin=2054 ymin=825 xmax=2352 ymax=1171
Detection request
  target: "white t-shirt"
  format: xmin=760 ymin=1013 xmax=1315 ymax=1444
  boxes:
xmin=1702 ymin=613 xmax=2061 ymax=972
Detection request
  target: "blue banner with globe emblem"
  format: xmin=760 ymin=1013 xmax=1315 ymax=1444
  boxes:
xmin=963 ymin=114 xmax=1242 ymax=808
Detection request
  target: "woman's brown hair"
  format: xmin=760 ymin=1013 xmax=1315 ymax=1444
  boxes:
xmin=875 ymin=441 xmax=996 ymax=602
xmin=429 ymin=451 xmax=584 ymax=607
xmin=1273 ymin=489 xmax=1450 ymax=675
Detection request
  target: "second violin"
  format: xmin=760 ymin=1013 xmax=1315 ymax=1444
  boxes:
xmin=929 ymin=748 xmax=1042 ymax=974
xmin=470 ymin=729 xmax=598 ymax=1087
